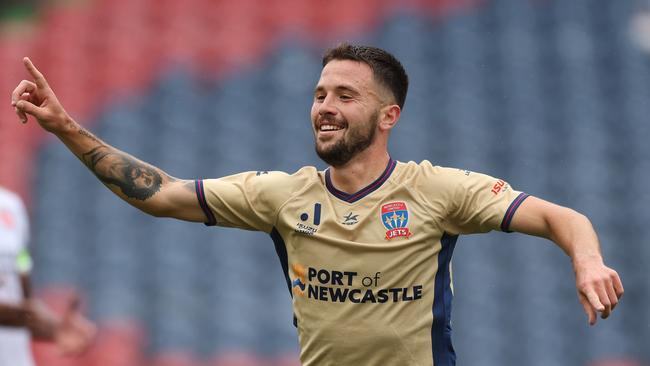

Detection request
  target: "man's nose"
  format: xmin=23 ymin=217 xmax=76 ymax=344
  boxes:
xmin=317 ymin=95 xmax=338 ymax=117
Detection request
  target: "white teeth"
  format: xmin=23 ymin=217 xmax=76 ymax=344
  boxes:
xmin=320 ymin=124 xmax=342 ymax=131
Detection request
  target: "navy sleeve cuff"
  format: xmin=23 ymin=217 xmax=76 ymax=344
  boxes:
xmin=195 ymin=180 xmax=217 ymax=226
xmin=500 ymin=193 xmax=530 ymax=232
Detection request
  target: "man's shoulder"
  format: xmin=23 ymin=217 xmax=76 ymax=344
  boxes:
xmin=396 ymin=160 xmax=469 ymax=179
xmin=393 ymin=160 xmax=482 ymax=200
xmin=291 ymin=165 xmax=321 ymax=178
xmin=225 ymin=166 xmax=323 ymax=201
xmin=0 ymin=186 xmax=23 ymax=208
xmin=396 ymin=161 xmax=507 ymax=200
xmin=252 ymin=165 xmax=321 ymax=184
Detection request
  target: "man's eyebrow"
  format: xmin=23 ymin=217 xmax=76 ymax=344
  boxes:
xmin=313 ymin=84 xmax=361 ymax=95
xmin=336 ymin=85 xmax=361 ymax=95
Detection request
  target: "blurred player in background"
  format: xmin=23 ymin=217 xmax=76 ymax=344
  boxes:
xmin=11 ymin=44 xmax=623 ymax=366
xmin=0 ymin=185 xmax=96 ymax=366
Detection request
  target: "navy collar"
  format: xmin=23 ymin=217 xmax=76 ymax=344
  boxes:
xmin=325 ymin=158 xmax=397 ymax=203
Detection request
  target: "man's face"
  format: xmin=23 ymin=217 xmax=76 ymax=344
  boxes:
xmin=129 ymin=166 xmax=156 ymax=189
xmin=311 ymin=60 xmax=384 ymax=167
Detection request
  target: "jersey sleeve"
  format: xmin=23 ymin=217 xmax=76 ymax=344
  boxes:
xmin=448 ymin=169 xmax=528 ymax=234
xmin=195 ymin=170 xmax=310 ymax=233
xmin=16 ymin=248 xmax=33 ymax=274
xmin=417 ymin=162 xmax=529 ymax=235
xmin=11 ymin=192 xmax=31 ymax=273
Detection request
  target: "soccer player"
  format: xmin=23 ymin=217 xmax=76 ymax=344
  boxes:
xmin=0 ymin=185 xmax=96 ymax=366
xmin=11 ymin=44 xmax=623 ymax=366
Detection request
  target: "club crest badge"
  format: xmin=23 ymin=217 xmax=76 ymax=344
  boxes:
xmin=381 ymin=202 xmax=412 ymax=240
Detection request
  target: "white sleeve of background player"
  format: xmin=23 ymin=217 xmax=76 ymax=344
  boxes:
xmin=14 ymin=194 xmax=33 ymax=274
xmin=195 ymin=171 xmax=298 ymax=233
xmin=445 ymin=168 xmax=529 ymax=234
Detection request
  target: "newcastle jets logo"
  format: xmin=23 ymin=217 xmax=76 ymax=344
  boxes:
xmin=381 ymin=202 xmax=412 ymax=240
xmin=341 ymin=212 xmax=359 ymax=225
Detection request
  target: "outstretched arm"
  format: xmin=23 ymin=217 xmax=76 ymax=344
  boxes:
xmin=509 ymin=196 xmax=624 ymax=326
xmin=11 ymin=57 xmax=205 ymax=221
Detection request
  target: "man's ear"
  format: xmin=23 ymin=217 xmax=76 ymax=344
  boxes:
xmin=378 ymin=104 xmax=401 ymax=131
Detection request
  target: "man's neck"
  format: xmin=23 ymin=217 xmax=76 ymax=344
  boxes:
xmin=328 ymin=150 xmax=391 ymax=194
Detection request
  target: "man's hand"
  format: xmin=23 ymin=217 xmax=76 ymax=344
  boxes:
xmin=574 ymin=257 xmax=624 ymax=326
xmin=510 ymin=196 xmax=624 ymax=326
xmin=24 ymin=296 xmax=96 ymax=355
xmin=53 ymin=297 xmax=97 ymax=356
xmin=11 ymin=57 xmax=71 ymax=133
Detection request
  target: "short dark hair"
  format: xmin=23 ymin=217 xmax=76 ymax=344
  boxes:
xmin=322 ymin=43 xmax=409 ymax=109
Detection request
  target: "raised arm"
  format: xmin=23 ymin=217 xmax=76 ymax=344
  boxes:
xmin=11 ymin=57 xmax=205 ymax=222
xmin=509 ymin=196 xmax=624 ymax=326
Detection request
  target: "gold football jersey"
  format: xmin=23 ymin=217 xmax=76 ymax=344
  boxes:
xmin=197 ymin=159 xmax=528 ymax=366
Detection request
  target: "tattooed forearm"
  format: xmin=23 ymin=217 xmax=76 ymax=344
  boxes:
xmin=78 ymin=128 xmax=103 ymax=145
xmin=80 ymin=145 xmax=165 ymax=201
xmin=81 ymin=146 xmax=111 ymax=169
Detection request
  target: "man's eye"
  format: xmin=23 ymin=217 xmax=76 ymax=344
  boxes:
xmin=315 ymin=95 xmax=325 ymax=101
xmin=340 ymin=95 xmax=351 ymax=100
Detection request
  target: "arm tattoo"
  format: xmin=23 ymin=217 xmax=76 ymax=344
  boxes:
xmin=81 ymin=146 xmax=164 ymax=201
xmin=78 ymin=128 xmax=102 ymax=145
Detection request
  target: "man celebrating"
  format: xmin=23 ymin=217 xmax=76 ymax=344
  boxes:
xmin=11 ymin=43 xmax=623 ymax=366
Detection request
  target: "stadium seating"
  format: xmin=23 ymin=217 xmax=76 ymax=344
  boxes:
xmin=1 ymin=0 xmax=648 ymax=365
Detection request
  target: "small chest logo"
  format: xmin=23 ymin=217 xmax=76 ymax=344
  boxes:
xmin=381 ymin=202 xmax=412 ymax=240
xmin=295 ymin=203 xmax=321 ymax=235
xmin=341 ymin=212 xmax=359 ymax=225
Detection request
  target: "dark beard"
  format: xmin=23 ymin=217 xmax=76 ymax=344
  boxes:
xmin=315 ymin=112 xmax=378 ymax=167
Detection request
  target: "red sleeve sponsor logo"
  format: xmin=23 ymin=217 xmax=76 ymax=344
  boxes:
xmin=491 ymin=179 xmax=506 ymax=195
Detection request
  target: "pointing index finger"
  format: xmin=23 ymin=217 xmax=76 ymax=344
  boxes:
xmin=23 ymin=57 xmax=48 ymax=88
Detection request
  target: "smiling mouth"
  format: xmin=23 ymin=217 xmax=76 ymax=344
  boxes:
xmin=319 ymin=124 xmax=344 ymax=132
